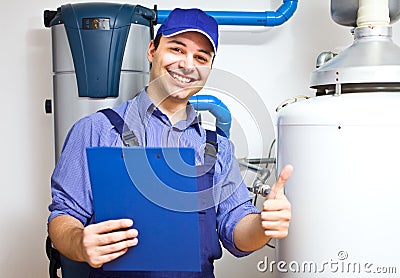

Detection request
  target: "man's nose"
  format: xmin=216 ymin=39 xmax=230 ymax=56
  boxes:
xmin=178 ymin=55 xmax=195 ymax=72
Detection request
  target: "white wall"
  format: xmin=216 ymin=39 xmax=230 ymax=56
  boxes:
xmin=1 ymin=0 xmax=396 ymax=277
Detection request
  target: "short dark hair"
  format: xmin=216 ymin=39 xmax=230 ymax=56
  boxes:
xmin=153 ymin=34 xmax=162 ymax=50
xmin=149 ymin=34 xmax=162 ymax=69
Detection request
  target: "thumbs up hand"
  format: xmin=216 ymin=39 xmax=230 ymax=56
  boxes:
xmin=261 ymin=164 xmax=293 ymax=238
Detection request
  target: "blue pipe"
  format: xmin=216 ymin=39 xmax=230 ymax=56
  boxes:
xmin=189 ymin=95 xmax=231 ymax=138
xmin=157 ymin=0 xmax=298 ymax=26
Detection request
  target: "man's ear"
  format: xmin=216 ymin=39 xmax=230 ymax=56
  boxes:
xmin=147 ymin=40 xmax=155 ymax=63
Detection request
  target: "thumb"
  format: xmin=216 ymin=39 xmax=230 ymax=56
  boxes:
xmin=267 ymin=164 xmax=293 ymax=200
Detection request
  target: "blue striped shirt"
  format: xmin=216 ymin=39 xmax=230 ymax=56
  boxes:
xmin=48 ymin=88 xmax=259 ymax=257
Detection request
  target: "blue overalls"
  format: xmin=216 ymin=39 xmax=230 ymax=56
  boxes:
xmin=79 ymin=109 xmax=223 ymax=277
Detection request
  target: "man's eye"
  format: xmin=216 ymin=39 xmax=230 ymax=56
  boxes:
xmin=171 ymin=47 xmax=183 ymax=53
xmin=195 ymin=55 xmax=208 ymax=63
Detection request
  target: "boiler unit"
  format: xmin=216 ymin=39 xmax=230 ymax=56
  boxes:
xmin=277 ymin=0 xmax=400 ymax=276
xmin=44 ymin=3 xmax=155 ymax=160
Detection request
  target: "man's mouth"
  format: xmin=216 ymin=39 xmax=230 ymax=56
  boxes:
xmin=168 ymin=71 xmax=196 ymax=84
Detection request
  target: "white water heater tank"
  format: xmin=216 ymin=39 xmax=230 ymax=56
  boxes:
xmin=276 ymin=92 xmax=400 ymax=277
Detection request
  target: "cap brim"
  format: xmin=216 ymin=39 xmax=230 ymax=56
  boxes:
xmin=162 ymin=28 xmax=217 ymax=54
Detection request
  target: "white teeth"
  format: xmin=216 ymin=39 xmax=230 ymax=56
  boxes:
xmin=172 ymin=73 xmax=191 ymax=83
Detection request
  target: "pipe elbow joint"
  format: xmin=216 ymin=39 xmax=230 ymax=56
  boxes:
xmin=189 ymin=95 xmax=231 ymax=138
xmin=266 ymin=0 xmax=298 ymax=26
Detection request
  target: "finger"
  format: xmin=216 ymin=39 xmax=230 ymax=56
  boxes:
xmin=261 ymin=210 xmax=291 ymax=222
xmin=87 ymin=219 xmax=134 ymax=234
xmin=261 ymin=219 xmax=290 ymax=239
xmin=98 ymin=237 xmax=139 ymax=255
xmin=84 ymin=236 xmax=139 ymax=268
xmin=262 ymin=199 xmax=290 ymax=212
xmin=264 ymin=229 xmax=289 ymax=239
xmin=100 ymin=248 xmax=129 ymax=264
xmin=88 ymin=248 xmax=130 ymax=268
xmin=97 ymin=229 xmax=139 ymax=246
xmin=261 ymin=219 xmax=289 ymax=231
xmin=267 ymin=164 xmax=293 ymax=200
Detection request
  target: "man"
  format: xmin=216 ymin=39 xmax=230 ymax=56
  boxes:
xmin=48 ymin=8 xmax=292 ymax=277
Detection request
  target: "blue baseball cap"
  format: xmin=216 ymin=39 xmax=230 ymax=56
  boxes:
xmin=156 ymin=8 xmax=219 ymax=53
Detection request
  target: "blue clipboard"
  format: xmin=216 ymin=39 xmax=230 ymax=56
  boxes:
xmin=86 ymin=147 xmax=201 ymax=272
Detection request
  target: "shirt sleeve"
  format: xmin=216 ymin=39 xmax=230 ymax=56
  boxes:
xmin=214 ymin=138 xmax=260 ymax=257
xmin=48 ymin=114 xmax=120 ymax=225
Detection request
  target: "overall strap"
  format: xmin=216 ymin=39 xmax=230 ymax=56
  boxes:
xmin=98 ymin=108 xmax=139 ymax=147
xmin=204 ymin=129 xmax=218 ymax=160
xmin=197 ymin=129 xmax=222 ymax=275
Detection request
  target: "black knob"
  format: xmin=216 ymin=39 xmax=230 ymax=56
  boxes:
xmin=45 ymin=99 xmax=52 ymax=114
xmin=43 ymin=10 xmax=57 ymax=28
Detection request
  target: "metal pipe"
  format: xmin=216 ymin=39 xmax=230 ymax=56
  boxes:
xmin=243 ymin=157 xmax=276 ymax=164
xmin=238 ymin=160 xmax=263 ymax=172
xmin=157 ymin=0 xmax=298 ymax=26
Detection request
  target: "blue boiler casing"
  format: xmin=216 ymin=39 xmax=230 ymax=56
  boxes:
xmin=46 ymin=3 xmax=155 ymax=159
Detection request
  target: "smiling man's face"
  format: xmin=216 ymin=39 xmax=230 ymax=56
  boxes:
xmin=147 ymin=31 xmax=214 ymax=102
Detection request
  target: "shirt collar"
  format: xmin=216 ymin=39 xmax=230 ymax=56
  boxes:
xmin=137 ymin=88 xmax=202 ymax=136
xmin=185 ymin=104 xmax=202 ymax=135
xmin=137 ymin=87 xmax=155 ymax=122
